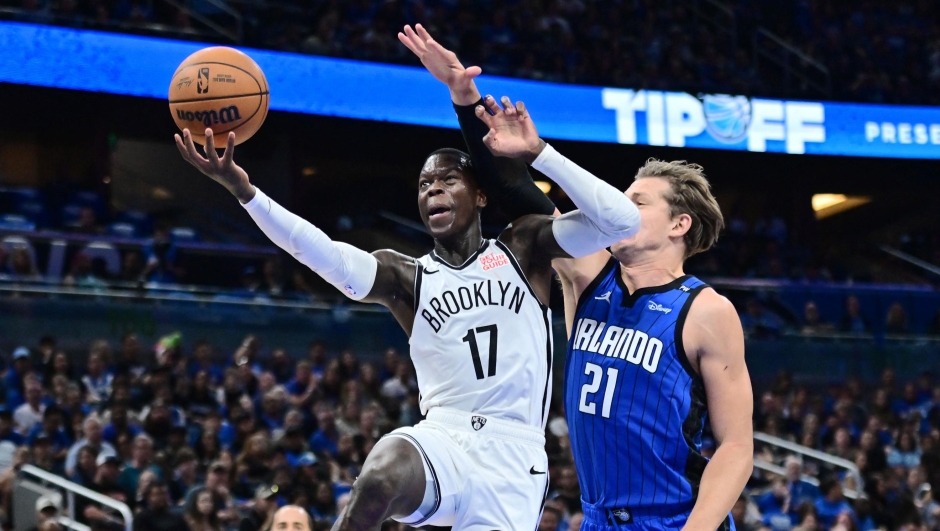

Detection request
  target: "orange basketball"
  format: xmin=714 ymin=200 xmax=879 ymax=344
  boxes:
xmin=168 ymin=47 xmax=269 ymax=146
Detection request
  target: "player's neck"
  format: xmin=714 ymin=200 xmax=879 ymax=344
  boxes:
xmin=432 ymin=226 xmax=484 ymax=267
xmin=617 ymin=259 xmax=686 ymax=295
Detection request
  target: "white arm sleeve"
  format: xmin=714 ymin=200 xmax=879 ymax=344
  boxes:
xmin=241 ymin=187 xmax=377 ymax=300
xmin=532 ymin=144 xmax=641 ymax=258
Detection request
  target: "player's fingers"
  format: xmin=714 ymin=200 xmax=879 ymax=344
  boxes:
xmin=403 ymin=25 xmax=427 ymax=53
xmin=183 ymin=129 xmax=206 ymax=164
xmin=465 ymin=65 xmax=482 ymax=79
xmin=415 ymin=23 xmax=433 ymax=44
xmin=397 ymin=32 xmax=416 ymax=53
xmin=174 ymin=134 xmax=192 ymax=163
xmin=204 ymin=128 xmax=218 ymax=159
xmin=475 ymin=105 xmax=495 ymax=127
xmin=516 ymin=100 xmax=528 ymax=118
xmin=500 ymin=96 xmax=516 ymax=116
xmin=426 ymin=39 xmax=455 ymax=61
xmin=221 ymin=132 xmax=236 ymax=165
xmin=483 ymin=95 xmax=501 ymax=115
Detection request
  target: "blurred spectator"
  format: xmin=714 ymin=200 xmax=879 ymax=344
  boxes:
xmin=70 ymin=207 xmax=102 ymax=235
xmin=785 ymin=456 xmax=820 ymax=510
xmin=0 ymin=407 xmax=25 ymax=446
xmin=133 ymin=482 xmax=188 ymax=531
xmin=886 ymin=432 xmax=921 ymax=469
xmin=65 ymin=416 xmax=117 ymax=476
xmin=538 ymin=504 xmax=562 ymax=531
xmin=185 ymin=487 xmax=224 ymax=531
xmin=549 ymin=465 xmax=581 ymax=516
xmin=27 ymin=405 xmax=71 ymax=460
xmin=5 ymin=346 xmax=33 ymax=397
xmin=839 ymin=296 xmax=871 ymax=334
xmin=885 ymin=302 xmax=910 ymax=335
xmin=63 ymin=253 xmax=108 ymax=288
xmin=26 ymin=495 xmax=62 ymax=531
xmin=14 ymin=376 xmax=46 ymax=435
xmin=142 ymin=225 xmax=184 ymax=283
xmin=740 ymin=299 xmax=783 ymax=338
xmin=801 ymin=301 xmax=835 ymax=335
xmin=814 ymin=478 xmax=855 ymax=529
xmin=7 ymin=248 xmax=41 ymax=279
xmin=121 ymin=251 xmax=146 ymax=282
xmin=81 ymin=352 xmax=114 ymax=406
xmin=69 ymin=444 xmax=99 ymax=486
xmin=118 ymin=434 xmax=162 ymax=499
xmin=239 ymin=485 xmax=278 ymax=531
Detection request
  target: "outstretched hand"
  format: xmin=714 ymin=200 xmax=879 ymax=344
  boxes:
xmin=398 ymin=24 xmax=481 ymax=104
xmin=475 ymin=95 xmax=545 ymax=163
xmin=174 ymin=128 xmax=255 ymax=203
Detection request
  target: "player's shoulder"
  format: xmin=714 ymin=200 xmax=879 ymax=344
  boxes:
xmin=686 ymin=287 xmax=739 ymax=326
xmin=372 ymin=248 xmax=417 ymax=265
xmin=497 ymin=213 xmax=551 ymax=244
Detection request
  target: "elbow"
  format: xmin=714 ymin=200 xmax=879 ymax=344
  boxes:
xmin=600 ymin=202 xmax=641 ymax=241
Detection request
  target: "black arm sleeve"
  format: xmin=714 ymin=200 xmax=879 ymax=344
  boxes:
xmin=454 ymin=99 xmax=557 ymax=218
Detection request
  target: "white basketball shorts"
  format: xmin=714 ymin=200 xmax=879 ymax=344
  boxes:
xmin=386 ymin=407 xmax=550 ymax=531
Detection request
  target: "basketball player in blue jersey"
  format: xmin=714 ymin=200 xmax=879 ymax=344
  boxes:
xmin=403 ymin=24 xmax=753 ymax=531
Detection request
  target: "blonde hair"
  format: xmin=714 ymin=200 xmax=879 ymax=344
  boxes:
xmin=635 ymin=159 xmax=724 ymax=258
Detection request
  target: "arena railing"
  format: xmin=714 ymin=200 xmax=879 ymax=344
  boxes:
xmin=753 ymin=432 xmax=864 ymax=500
xmin=18 ymin=464 xmax=133 ymax=531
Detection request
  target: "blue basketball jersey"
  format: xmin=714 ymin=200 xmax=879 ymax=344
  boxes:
xmin=564 ymin=258 xmax=711 ymax=522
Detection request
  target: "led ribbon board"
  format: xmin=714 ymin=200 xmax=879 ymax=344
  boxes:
xmin=2 ymin=22 xmax=939 ymax=159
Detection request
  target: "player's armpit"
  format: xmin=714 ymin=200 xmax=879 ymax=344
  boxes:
xmin=360 ymin=250 xmax=419 ymax=331
xmin=681 ymin=289 xmax=753 ymax=531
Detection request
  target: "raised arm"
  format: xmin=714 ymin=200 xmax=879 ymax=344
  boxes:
xmin=478 ymin=100 xmax=640 ymax=266
xmin=174 ymin=129 xmax=416 ymax=326
xmin=398 ymin=24 xmax=556 ymax=219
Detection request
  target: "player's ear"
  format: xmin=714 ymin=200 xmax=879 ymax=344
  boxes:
xmin=671 ymin=212 xmax=692 ymax=237
xmin=477 ymin=189 xmax=488 ymax=209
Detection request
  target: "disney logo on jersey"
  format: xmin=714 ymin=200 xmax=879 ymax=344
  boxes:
xmin=647 ymin=301 xmax=672 ymax=314
xmin=573 ymin=318 xmax=663 ymax=374
xmin=479 ymin=252 xmax=509 ymax=271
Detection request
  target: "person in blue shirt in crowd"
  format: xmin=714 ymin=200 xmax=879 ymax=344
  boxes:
xmin=815 ymin=478 xmax=856 ymax=529
xmin=189 ymin=340 xmax=224 ymax=386
xmin=0 ymin=407 xmax=25 ymax=446
xmin=785 ymin=455 xmax=821 ymax=513
xmin=103 ymin=403 xmax=143 ymax=445
xmin=27 ymin=405 xmax=72 ymax=461
xmin=308 ymin=404 xmax=339 ymax=457
xmin=757 ymin=477 xmax=794 ymax=530
xmin=5 ymin=347 xmax=32 ymax=404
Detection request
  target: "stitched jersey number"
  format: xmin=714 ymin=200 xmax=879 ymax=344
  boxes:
xmin=579 ymin=362 xmax=618 ymax=418
xmin=462 ymin=324 xmax=498 ymax=380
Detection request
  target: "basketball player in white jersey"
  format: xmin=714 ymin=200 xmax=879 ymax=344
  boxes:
xmin=174 ymin=102 xmax=640 ymax=529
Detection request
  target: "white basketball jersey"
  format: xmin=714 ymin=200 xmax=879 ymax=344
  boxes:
xmin=410 ymin=239 xmax=553 ymax=428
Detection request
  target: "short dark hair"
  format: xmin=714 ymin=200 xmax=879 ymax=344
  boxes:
xmin=424 ymin=148 xmax=476 ymax=180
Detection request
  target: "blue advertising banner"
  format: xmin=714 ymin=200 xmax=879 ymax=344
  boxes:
xmin=2 ymin=22 xmax=939 ymax=159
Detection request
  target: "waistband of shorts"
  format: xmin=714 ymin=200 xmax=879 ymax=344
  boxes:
xmin=425 ymin=407 xmax=545 ymax=446
xmin=581 ymin=498 xmax=693 ymax=526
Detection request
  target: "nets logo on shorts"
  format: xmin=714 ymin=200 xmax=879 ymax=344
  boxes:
xmin=471 ymin=416 xmax=487 ymax=431
xmin=479 ymin=252 xmax=509 ymax=271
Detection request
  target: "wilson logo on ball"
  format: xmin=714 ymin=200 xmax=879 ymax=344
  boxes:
xmin=175 ymin=106 xmax=242 ymax=127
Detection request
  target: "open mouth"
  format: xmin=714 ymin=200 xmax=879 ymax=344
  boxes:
xmin=428 ymin=206 xmax=452 ymax=220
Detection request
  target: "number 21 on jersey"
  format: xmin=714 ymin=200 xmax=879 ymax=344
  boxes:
xmin=579 ymin=362 xmax=618 ymax=418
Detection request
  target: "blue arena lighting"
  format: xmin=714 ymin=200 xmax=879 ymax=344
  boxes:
xmin=2 ymin=22 xmax=939 ymax=159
